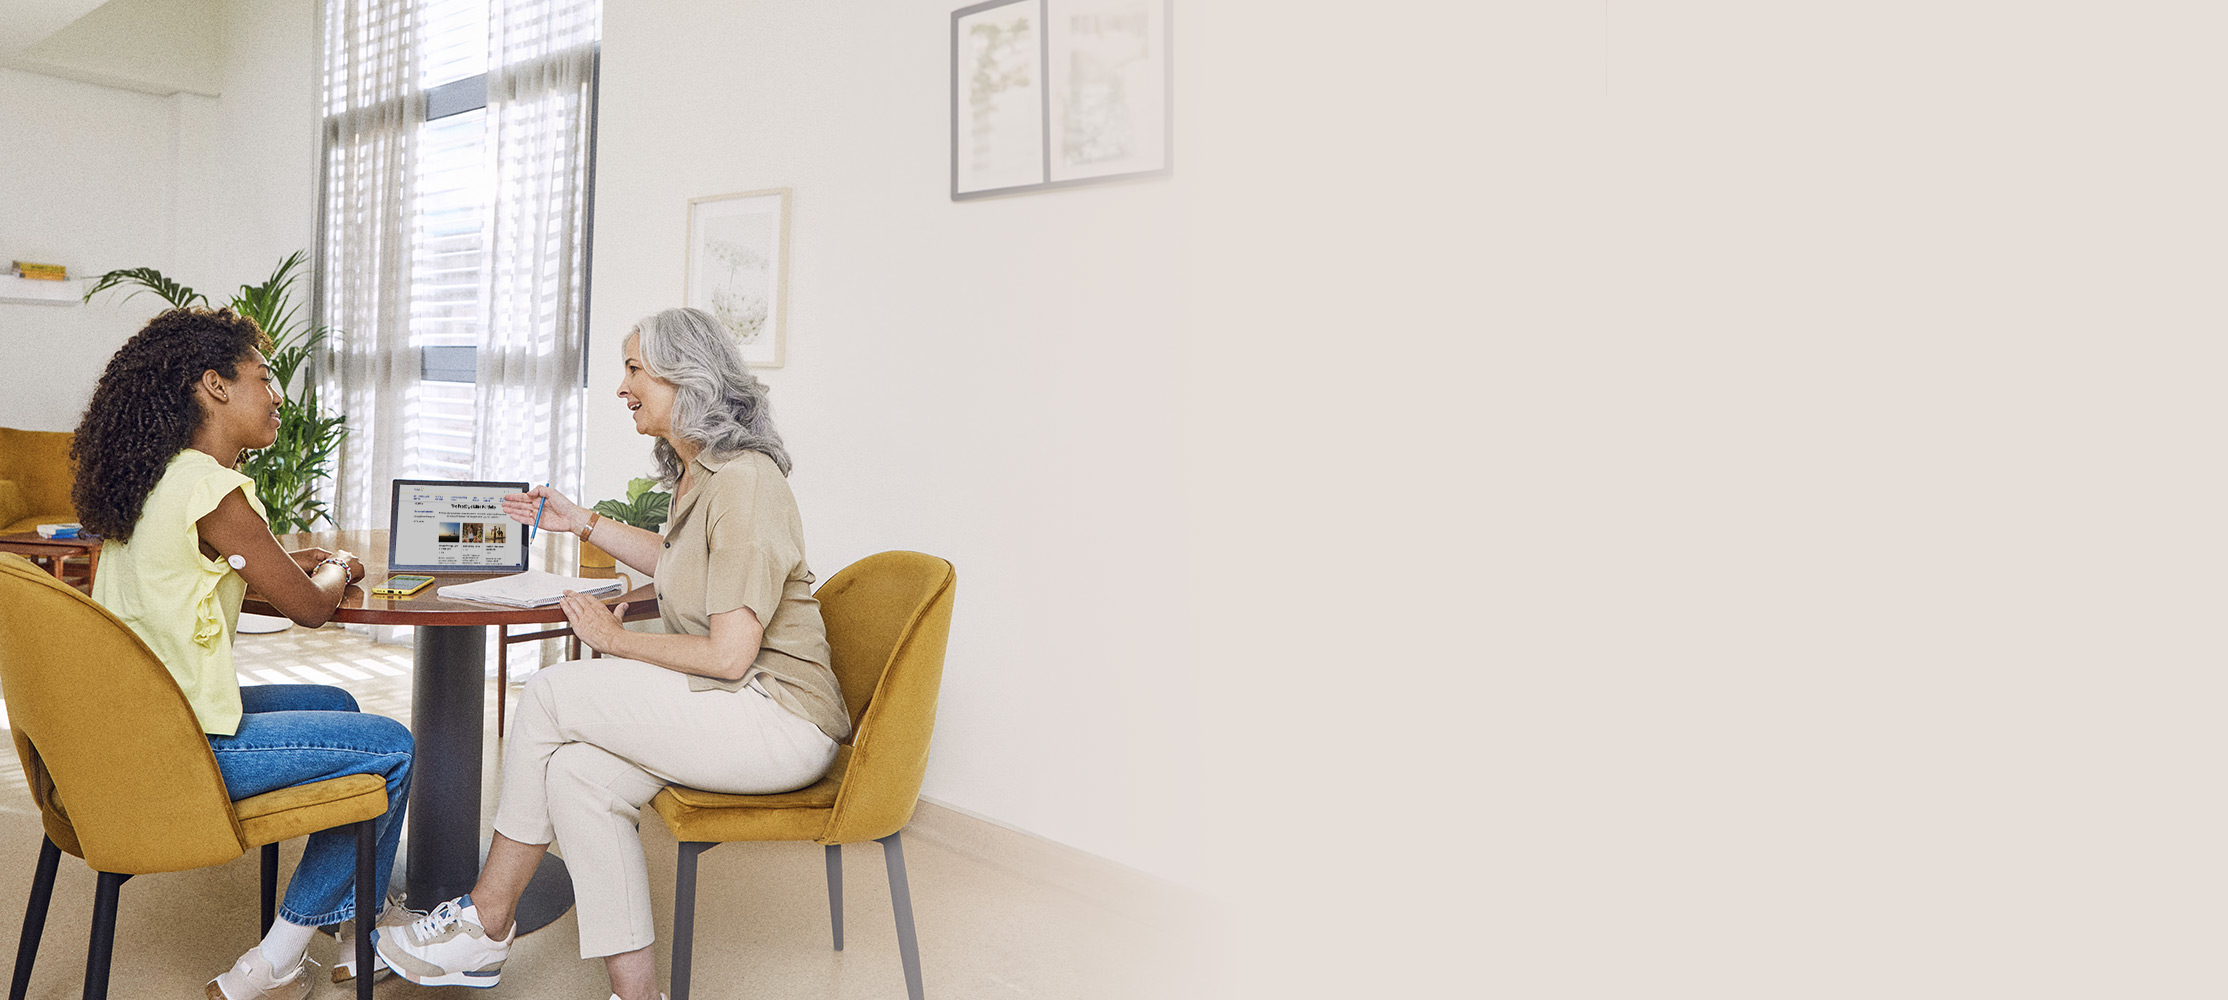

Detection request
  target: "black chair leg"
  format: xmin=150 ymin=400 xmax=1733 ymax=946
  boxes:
xmin=82 ymin=871 xmax=127 ymax=1000
xmin=671 ymin=842 xmax=714 ymax=1000
xmin=260 ymin=843 xmax=279 ymax=935
xmin=356 ymin=820 xmax=375 ymax=1000
xmin=824 ymin=843 xmax=844 ymax=951
xmin=9 ymin=836 xmax=60 ymax=1000
xmin=878 ymin=832 xmax=925 ymax=1000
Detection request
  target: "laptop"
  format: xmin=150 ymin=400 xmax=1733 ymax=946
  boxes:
xmin=386 ymin=479 xmax=532 ymax=575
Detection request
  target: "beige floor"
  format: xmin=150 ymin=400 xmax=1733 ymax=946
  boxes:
xmin=0 ymin=625 xmax=1204 ymax=999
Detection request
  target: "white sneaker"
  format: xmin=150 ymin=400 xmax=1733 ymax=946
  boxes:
xmin=331 ymin=899 xmax=418 ymax=983
xmin=205 ymin=947 xmax=317 ymax=1000
xmin=373 ymin=894 xmax=513 ymax=988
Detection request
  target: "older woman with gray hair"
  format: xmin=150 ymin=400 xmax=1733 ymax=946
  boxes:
xmin=377 ymin=308 xmax=848 ymax=1000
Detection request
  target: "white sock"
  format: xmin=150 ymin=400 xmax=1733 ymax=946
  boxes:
xmin=258 ymin=918 xmax=317 ymax=972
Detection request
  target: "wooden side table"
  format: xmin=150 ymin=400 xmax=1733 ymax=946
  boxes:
xmin=0 ymin=533 xmax=100 ymax=593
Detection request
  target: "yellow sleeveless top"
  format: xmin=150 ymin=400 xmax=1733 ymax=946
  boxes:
xmin=90 ymin=450 xmax=266 ymax=736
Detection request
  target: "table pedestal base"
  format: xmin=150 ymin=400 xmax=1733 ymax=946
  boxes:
xmin=401 ymin=623 xmax=576 ymax=935
xmin=405 ymin=624 xmax=486 ymax=910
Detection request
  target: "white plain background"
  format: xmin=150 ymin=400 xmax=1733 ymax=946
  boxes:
xmin=1225 ymin=1 xmax=2228 ymax=997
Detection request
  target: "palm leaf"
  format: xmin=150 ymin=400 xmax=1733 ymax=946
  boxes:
xmin=82 ymin=268 xmax=206 ymax=310
xmin=231 ymin=251 xmax=308 ymax=345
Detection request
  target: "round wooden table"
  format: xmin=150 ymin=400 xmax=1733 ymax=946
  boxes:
xmin=245 ymin=529 xmax=657 ymax=935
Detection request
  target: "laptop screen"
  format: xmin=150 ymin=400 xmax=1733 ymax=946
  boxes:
xmin=386 ymin=479 xmax=531 ymax=574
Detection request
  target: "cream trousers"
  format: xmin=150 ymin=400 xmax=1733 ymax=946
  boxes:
xmin=492 ymin=657 xmax=838 ymax=959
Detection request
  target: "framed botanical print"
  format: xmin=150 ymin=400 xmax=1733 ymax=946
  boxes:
xmin=684 ymin=187 xmax=791 ymax=368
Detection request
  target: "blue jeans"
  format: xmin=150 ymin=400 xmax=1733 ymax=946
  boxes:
xmin=208 ymin=685 xmax=412 ymax=927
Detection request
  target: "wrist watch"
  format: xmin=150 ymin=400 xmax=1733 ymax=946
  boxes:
xmin=579 ymin=511 xmax=601 ymax=542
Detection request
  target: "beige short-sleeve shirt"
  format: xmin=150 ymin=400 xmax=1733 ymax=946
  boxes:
xmin=655 ymin=449 xmax=851 ymax=741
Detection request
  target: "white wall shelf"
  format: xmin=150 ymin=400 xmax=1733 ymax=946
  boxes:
xmin=0 ymin=274 xmax=86 ymax=306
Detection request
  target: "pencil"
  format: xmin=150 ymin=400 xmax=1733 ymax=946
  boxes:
xmin=528 ymin=484 xmax=551 ymax=541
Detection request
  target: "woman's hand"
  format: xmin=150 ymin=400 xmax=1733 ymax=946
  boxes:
xmin=287 ymin=547 xmax=334 ymax=573
xmin=502 ymin=485 xmax=591 ymax=536
xmin=287 ymin=547 xmax=364 ymax=584
xmin=559 ymin=591 xmax=630 ymax=655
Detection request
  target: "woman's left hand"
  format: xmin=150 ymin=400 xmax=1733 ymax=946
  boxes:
xmin=558 ymin=591 xmax=631 ymax=654
xmin=287 ymin=547 xmax=335 ymax=573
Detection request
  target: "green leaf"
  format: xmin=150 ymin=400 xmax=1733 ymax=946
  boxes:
xmin=635 ymin=490 xmax=670 ymax=529
xmin=591 ymin=480 xmax=672 ymax=531
xmin=82 ymin=268 xmax=206 ymax=310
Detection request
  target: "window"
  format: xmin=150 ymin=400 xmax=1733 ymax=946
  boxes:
xmin=318 ymin=0 xmax=598 ymax=520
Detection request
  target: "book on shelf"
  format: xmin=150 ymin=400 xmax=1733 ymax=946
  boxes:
xmin=10 ymin=262 xmax=66 ymax=280
xmin=36 ymin=522 xmax=84 ymax=539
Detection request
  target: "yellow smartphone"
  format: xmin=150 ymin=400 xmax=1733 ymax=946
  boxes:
xmin=371 ymin=574 xmax=436 ymax=597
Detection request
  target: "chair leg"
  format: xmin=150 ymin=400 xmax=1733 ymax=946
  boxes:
xmin=878 ymin=832 xmax=924 ymax=1000
xmin=356 ymin=820 xmax=375 ymax=1000
xmin=496 ymin=627 xmax=509 ymax=737
xmin=671 ymin=842 xmax=713 ymax=1000
xmin=82 ymin=872 xmax=127 ymax=1000
xmin=260 ymin=842 xmax=278 ymax=935
xmin=9 ymin=836 xmax=60 ymax=1000
xmin=824 ymin=843 xmax=844 ymax=951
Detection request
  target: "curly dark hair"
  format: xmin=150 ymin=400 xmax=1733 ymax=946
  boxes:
xmin=72 ymin=308 xmax=273 ymax=542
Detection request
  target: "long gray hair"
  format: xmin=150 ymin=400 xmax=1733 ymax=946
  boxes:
xmin=632 ymin=307 xmax=792 ymax=484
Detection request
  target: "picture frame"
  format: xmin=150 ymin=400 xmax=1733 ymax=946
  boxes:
xmin=952 ymin=0 xmax=1045 ymax=197
xmin=684 ymin=187 xmax=791 ymax=368
xmin=951 ymin=0 xmax=1172 ymax=200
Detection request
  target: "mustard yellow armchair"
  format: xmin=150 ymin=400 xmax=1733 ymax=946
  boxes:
xmin=0 ymin=554 xmax=386 ymax=1000
xmin=651 ymin=550 xmax=957 ymax=1000
xmin=0 ymin=428 xmax=76 ymax=534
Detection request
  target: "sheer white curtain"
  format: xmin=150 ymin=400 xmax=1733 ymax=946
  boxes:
xmin=471 ymin=0 xmax=597 ymax=569
xmin=320 ymin=0 xmax=423 ymax=529
xmin=320 ymin=0 xmax=597 ymax=545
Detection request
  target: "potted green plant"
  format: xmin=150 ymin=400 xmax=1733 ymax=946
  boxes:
xmin=84 ymin=252 xmax=345 ymax=534
xmin=580 ymin=477 xmax=671 ymax=574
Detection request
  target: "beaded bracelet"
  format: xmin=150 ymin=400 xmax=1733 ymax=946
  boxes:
xmin=315 ymin=556 xmax=359 ymax=584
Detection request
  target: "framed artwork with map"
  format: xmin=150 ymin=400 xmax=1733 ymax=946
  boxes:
xmin=951 ymin=0 xmax=1171 ymax=200
xmin=684 ymin=187 xmax=791 ymax=368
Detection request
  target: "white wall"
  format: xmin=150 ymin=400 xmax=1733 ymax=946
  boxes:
xmin=0 ymin=66 xmax=178 ymax=431
xmin=181 ymin=0 xmax=319 ymax=292
xmin=0 ymin=0 xmax=314 ymax=433
xmin=12 ymin=0 xmax=222 ymax=97
xmin=588 ymin=0 xmax=1202 ymax=886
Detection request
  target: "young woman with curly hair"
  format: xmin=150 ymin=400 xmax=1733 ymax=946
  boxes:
xmin=73 ymin=307 xmax=415 ymax=1000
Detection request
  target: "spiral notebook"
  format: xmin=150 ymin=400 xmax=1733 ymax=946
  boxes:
xmin=435 ymin=571 xmax=623 ymax=608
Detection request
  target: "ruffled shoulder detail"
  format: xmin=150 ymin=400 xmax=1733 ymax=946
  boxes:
xmin=189 ymin=554 xmax=231 ymax=651
xmin=161 ymin=451 xmax=260 ymax=650
xmin=170 ymin=451 xmax=266 ymax=522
